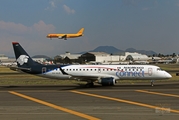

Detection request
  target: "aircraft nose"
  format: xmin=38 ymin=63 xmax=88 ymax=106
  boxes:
xmin=165 ymin=72 xmax=172 ymax=79
xmin=47 ymin=34 xmax=51 ymax=38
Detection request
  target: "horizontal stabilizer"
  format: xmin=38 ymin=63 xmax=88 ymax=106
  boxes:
xmin=10 ymin=66 xmax=31 ymax=71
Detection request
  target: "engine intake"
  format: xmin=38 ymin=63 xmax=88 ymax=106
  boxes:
xmin=98 ymin=77 xmax=116 ymax=86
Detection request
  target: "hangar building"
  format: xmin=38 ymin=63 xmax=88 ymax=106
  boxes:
xmin=80 ymin=52 xmax=149 ymax=64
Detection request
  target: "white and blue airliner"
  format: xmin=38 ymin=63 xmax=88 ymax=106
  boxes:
xmin=12 ymin=42 xmax=172 ymax=87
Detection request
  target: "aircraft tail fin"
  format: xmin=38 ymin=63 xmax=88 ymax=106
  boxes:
xmin=77 ymin=28 xmax=84 ymax=34
xmin=12 ymin=42 xmax=40 ymax=68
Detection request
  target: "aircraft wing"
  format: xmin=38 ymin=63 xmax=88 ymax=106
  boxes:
xmin=70 ymin=76 xmax=98 ymax=82
xmin=59 ymin=69 xmax=99 ymax=81
xmin=68 ymin=74 xmax=117 ymax=82
xmin=60 ymin=35 xmax=67 ymax=40
xmin=60 ymin=67 xmax=117 ymax=81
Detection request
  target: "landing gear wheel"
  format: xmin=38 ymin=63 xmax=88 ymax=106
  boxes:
xmin=151 ymin=80 xmax=154 ymax=87
xmin=85 ymin=82 xmax=94 ymax=88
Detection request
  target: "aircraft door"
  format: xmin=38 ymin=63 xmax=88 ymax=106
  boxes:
xmin=42 ymin=67 xmax=46 ymax=74
xmin=148 ymin=68 xmax=152 ymax=76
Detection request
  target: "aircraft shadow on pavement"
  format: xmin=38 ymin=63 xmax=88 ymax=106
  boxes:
xmin=0 ymin=82 xmax=179 ymax=91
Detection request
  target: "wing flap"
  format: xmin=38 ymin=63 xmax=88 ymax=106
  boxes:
xmin=68 ymin=74 xmax=117 ymax=81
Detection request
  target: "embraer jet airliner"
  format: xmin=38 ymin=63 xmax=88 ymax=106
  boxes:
xmin=12 ymin=42 xmax=172 ymax=87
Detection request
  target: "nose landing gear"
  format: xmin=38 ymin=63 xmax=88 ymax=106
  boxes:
xmin=151 ymin=80 xmax=154 ymax=86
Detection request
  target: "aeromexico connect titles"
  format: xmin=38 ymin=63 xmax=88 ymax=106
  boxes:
xmin=12 ymin=42 xmax=172 ymax=87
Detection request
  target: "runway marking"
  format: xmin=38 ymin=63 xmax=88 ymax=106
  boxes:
xmin=136 ymin=90 xmax=179 ymax=98
xmin=71 ymin=90 xmax=179 ymax=114
xmin=8 ymin=91 xmax=100 ymax=120
xmin=7 ymin=90 xmax=69 ymax=93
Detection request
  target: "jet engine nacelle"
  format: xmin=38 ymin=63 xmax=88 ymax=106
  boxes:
xmin=58 ymin=36 xmax=63 ymax=39
xmin=98 ymin=77 xmax=116 ymax=86
xmin=58 ymin=35 xmax=67 ymax=40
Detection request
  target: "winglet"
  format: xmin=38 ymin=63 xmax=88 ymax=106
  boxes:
xmin=59 ymin=67 xmax=68 ymax=75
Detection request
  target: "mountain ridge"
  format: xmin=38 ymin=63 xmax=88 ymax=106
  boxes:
xmin=88 ymin=46 xmax=157 ymax=55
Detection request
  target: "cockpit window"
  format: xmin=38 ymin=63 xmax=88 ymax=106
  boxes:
xmin=157 ymin=68 xmax=161 ymax=71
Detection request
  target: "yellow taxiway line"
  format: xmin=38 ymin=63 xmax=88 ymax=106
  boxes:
xmin=8 ymin=91 xmax=100 ymax=120
xmin=136 ymin=90 xmax=179 ymax=98
xmin=71 ymin=90 xmax=179 ymax=114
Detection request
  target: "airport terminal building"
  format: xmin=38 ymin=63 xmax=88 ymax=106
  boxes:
xmin=57 ymin=51 xmax=152 ymax=64
xmin=76 ymin=52 xmax=150 ymax=64
xmin=0 ymin=54 xmax=8 ymax=60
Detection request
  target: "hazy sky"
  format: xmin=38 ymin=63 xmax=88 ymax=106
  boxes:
xmin=1 ymin=0 xmax=179 ymax=57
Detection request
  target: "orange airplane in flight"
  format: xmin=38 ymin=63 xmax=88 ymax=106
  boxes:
xmin=46 ymin=28 xmax=84 ymax=40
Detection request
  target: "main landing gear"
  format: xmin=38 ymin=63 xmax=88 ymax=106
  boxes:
xmin=85 ymin=81 xmax=94 ymax=87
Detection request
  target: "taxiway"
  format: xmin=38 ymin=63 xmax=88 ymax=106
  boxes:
xmin=0 ymin=82 xmax=179 ymax=120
